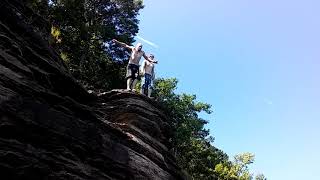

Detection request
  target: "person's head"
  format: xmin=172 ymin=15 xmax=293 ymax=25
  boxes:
xmin=149 ymin=54 xmax=158 ymax=64
xmin=135 ymin=43 xmax=143 ymax=51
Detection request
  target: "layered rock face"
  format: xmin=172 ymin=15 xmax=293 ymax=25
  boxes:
xmin=0 ymin=0 xmax=185 ymax=179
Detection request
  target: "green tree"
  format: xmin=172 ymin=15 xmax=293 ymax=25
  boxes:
xmin=215 ymin=153 xmax=255 ymax=180
xmin=255 ymin=174 xmax=267 ymax=180
xmin=153 ymin=78 xmax=267 ymax=179
xmin=47 ymin=0 xmax=143 ymax=89
xmin=153 ymin=78 xmax=228 ymax=179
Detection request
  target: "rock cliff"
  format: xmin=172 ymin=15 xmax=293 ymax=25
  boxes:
xmin=0 ymin=1 xmax=185 ymax=179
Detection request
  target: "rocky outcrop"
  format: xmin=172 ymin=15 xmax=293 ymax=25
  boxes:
xmin=0 ymin=0 xmax=185 ymax=179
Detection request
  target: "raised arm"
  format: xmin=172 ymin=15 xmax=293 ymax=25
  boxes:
xmin=143 ymin=53 xmax=158 ymax=64
xmin=112 ymin=39 xmax=133 ymax=50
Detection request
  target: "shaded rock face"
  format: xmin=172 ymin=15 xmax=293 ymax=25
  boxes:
xmin=0 ymin=1 xmax=185 ymax=179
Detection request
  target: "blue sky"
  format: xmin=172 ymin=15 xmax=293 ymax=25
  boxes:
xmin=135 ymin=0 xmax=320 ymax=179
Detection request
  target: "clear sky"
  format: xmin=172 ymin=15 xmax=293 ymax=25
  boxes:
xmin=135 ymin=0 xmax=320 ymax=179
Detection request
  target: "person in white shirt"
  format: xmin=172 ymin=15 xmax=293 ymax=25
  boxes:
xmin=140 ymin=54 xmax=157 ymax=97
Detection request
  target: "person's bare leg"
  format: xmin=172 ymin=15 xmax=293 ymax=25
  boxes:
xmin=127 ymin=78 xmax=132 ymax=90
xmin=132 ymin=79 xmax=138 ymax=92
xmin=140 ymin=83 xmax=145 ymax=95
xmin=148 ymin=87 xmax=152 ymax=97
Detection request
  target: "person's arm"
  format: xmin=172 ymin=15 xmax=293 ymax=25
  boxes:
xmin=143 ymin=53 xmax=158 ymax=63
xmin=112 ymin=39 xmax=133 ymax=50
xmin=151 ymin=66 xmax=155 ymax=80
xmin=139 ymin=60 xmax=146 ymax=76
xmin=140 ymin=60 xmax=146 ymax=75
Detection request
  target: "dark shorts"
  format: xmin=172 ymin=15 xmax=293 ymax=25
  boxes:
xmin=126 ymin=64 xmax=141 ymax=80
xmin=142 ymin=73 xmax=152 ymax=90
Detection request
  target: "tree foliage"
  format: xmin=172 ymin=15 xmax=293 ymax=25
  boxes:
xmin=215 ymin=153 xmax=266 ymax=180
xmin=215 ymin=153 xmax=254 ymax=180
xmin=153 ymin=79 xmax=266 ymax=179
xmin=255 ymin=174 xmax=267 ymax=180
xmin=153 ymin=78 xmax=228 ymax=179
xmin=29 ymin=0 xmax=143 ymax=90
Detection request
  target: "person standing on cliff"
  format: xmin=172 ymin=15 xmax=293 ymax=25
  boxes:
xmin=140 ymin=54 xmax=157 ymax=98
xmin=141 ymin=54 xmax=158 ymax=98
xmin=112 ymin=39 xmax=157 ymax=91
